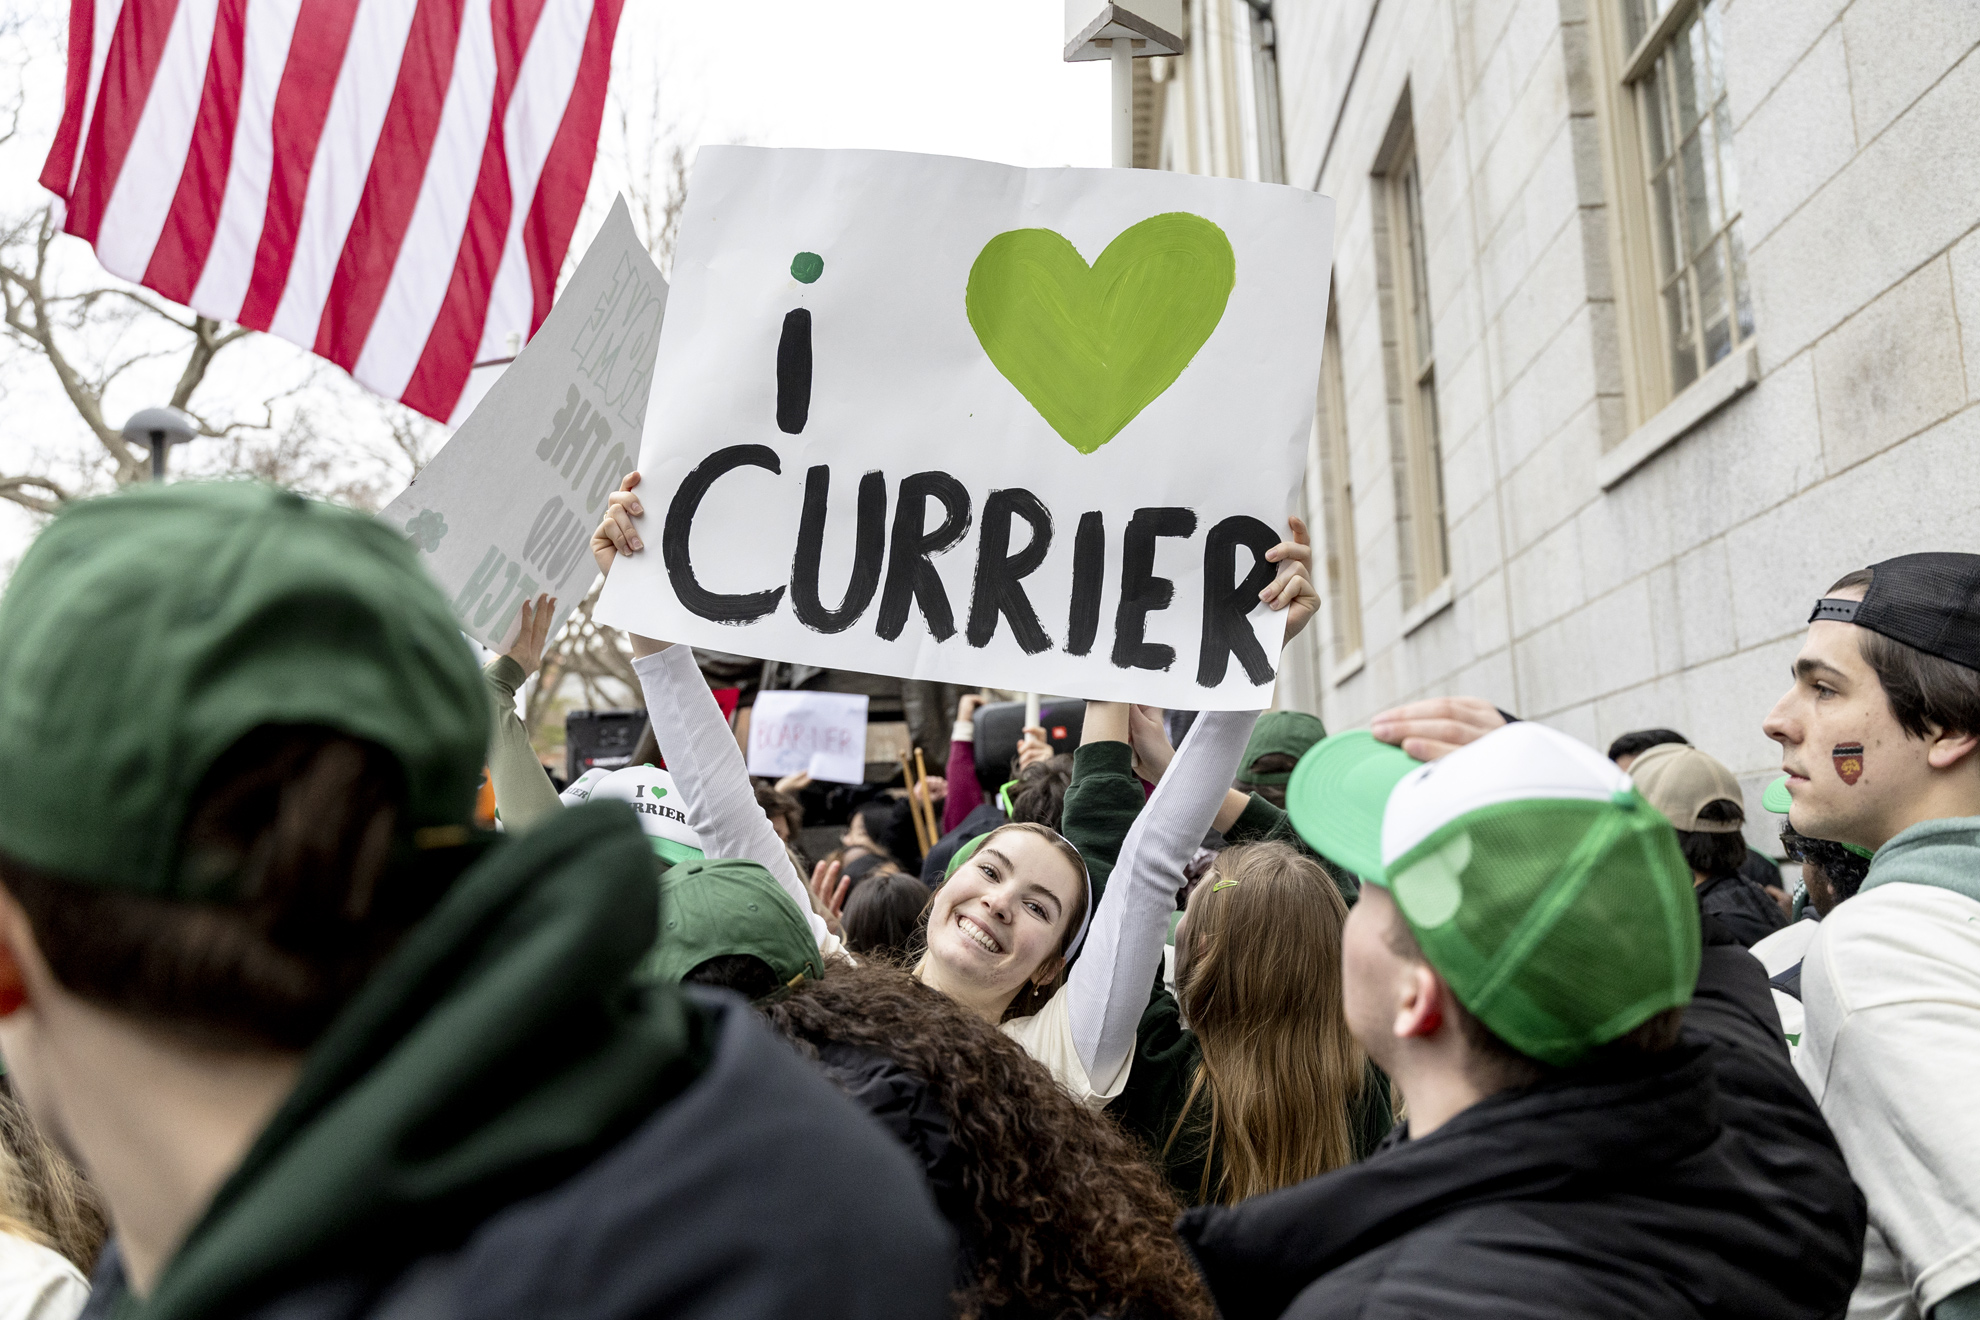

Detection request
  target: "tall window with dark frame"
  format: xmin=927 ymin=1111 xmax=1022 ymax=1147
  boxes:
xmin=1623 ymin=0 xmax=1753 ymax=394
xmin=1376 ymin=119 xmax=1448 ymax=609
xmin=1314 ymin=301 xmax=1363 ymax=665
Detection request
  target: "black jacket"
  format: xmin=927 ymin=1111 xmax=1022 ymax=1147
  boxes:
xmin=814 ymin=1042 xmax=982 ymax=1288
xmin=1697 ymin=870 xmax=1788 ymax=947
xmin=1178 ymin=928 xmax=1864 ymax=1320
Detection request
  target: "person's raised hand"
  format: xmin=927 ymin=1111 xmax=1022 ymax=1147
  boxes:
xmin=775 ymin=770 xmax=813 ymax=796
xmin=810 ymin=858 xmax=850 ymax=936
xmin=1369 ymin=696 xmax=1508 ymax=761
xmin=504 ymin=592 xmax=558 ymax=678
xmin=1016 ymin=726 xmax=1052 ymax=771
xmin=956 ymin=693 xmax=986 ymax=725
xmin=1263 ymin=516 xmax=1319 ymax=645
xmin=587 ymin=471 xmax=667 ymax=657
xmin=591 ymin=471 xmax=644 ymax=577
xmin=1127 ymin=704 xmax=1175 ymax=784
xmin=912 ymin=775 xmax=947 ymax=810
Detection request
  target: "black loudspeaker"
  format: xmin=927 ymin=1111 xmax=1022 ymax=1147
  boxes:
xmin=972 ymin=699 xmax=1086 ymax=792
xmin=565 ymin=708 xmax=647 ymax=783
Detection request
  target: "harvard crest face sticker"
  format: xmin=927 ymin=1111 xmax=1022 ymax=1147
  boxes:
xmin=1833 ymin=742 xmax=1865 ymax=785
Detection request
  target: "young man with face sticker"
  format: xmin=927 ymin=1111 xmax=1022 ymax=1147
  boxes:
xmin=1761 ymin=554 xmax=1980 ymax=1320
xmin=1174 ymin=722 xmax=1863 ymax=1319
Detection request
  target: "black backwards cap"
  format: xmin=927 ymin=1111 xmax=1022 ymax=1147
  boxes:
xmin=1809 ymin=552 xmax=1980 ymax=673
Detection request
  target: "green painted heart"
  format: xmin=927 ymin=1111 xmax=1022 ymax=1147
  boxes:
xmin=965 ymin=212 xmax=1235 ymax=455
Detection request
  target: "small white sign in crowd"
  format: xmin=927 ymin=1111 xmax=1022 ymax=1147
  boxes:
xmin=746 ymin=690 xmax=872 ymax=784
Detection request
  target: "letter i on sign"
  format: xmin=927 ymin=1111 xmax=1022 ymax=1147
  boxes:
xmin=779 ymin=252 xmax=823 ymax=434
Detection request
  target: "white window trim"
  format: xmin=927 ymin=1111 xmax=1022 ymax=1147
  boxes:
xmin=1597 ymin=340 xmax=1758 ymax=489
xmin=1589 ymin=0 xmax=1753 ymax=433
xmin=1400 ymin=577 xmax=1454 ymax=637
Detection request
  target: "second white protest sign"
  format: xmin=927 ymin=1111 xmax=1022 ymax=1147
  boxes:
xmin=383 ymin=197 xmax=665 ymax=648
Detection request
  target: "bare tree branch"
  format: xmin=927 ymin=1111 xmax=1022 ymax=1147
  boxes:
xmin=0 ymin=12 xmax=25 ymax=152
xmin=0 ymin=204 xmax=278 ymax=509
xmin=0 ymin=212 xmax=138 ymax=483
xmin=523 ymin=579 xmax=637 ymax=743
xmin=67 ymin=286 xmax=196 ymax=333
xmin=376 ymin=405 xmax=440 ymax=479
xmin=0 ymin=474 xmax=69 ymax=515
xmin=603 ymin=80 xmax=692 ymax=275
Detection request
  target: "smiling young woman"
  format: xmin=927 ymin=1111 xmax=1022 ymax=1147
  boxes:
xmin=588 ymin=474 xmax=1307 ymax=1110
xmin=917 ymin=822 xmax=1087 ymax=1022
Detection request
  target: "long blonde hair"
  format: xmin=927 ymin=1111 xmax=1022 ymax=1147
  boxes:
xmin=0 ymin=1088 xmax=106 ymax=1270
xmin=1168 ymin=841 xmax=1364 ymax=1204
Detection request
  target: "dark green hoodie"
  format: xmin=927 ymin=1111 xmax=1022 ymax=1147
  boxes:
xmin=89 ymin=802 xmax=952 ymax=1320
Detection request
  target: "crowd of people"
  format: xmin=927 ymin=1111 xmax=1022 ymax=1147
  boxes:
xmin=0 ymin=470 xmax=1968 ymax=1319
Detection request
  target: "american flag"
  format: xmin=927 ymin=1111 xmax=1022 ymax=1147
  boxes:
xmin=38 ymin=0 xmax=625 ymax=423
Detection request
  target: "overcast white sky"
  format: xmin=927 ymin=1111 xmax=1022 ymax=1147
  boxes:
xmin=0 ymin=0 xmax=1114 ymax=569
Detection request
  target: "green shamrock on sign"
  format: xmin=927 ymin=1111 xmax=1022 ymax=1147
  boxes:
xmin=406 ymin=508 xmax=448 ymax=553
xmin=965 ymin=212 xmax=1236 ymax=455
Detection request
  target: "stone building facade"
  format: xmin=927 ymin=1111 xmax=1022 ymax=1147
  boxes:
xmin=1152 ymin=0 xmax=1980 ymax=847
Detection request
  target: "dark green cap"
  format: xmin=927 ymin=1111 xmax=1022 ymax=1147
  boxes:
xmin=639 ymin=858 xmax=824 ymax=991
xmin=1237 ymin=710 xmax=1328 ymax=787
xmin=0 ymin=482 xmax=489 ymax=897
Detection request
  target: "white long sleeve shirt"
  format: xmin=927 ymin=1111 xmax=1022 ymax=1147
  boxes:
xmin=1063 ymin=708 xmax=1259 ymax=1087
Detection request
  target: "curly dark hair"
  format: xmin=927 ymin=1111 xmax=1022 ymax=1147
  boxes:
xmin=763 ymin=962 xmax=1211 ymax=1320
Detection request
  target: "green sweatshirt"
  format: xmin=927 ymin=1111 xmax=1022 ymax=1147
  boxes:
xmin=1225 ymin=792 xmax=1361 ymax=906
xmin=116 ymin=804 xmax=705 ymax=1320
xmin=1059 ymin=742 xmax=1391 ymax=1206
xmin=484 ymin=655 xmax=562 ymax=832
xmin=1860 ymin=815 xmax=1980 ymax=902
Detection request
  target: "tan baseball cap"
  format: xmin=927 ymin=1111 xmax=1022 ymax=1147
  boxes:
xmin=1628 ymin=743 xmax=1745 ymax=833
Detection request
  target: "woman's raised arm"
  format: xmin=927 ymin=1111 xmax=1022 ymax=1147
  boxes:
xmin=1065 ymin=706 xmax=1260 ymax=1085
xmin=594 ymin=475 xmax=843 ymax=958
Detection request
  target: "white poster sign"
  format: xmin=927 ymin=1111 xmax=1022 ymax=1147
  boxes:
xmin=595 ymin=148 xmax=1332 ymax=708
xmin=383 ymin=196 xmax=667 ymax=648
xmin=747 ymin=690 xmax=871 ymax=784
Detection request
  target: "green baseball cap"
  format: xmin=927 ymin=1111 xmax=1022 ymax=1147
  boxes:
xmin=639 ymin=858 xmax=824 ymax=991
xmin=1287 ymin=722 xmax=1699 ymax=1066
xmin=0 ymin=482 xmax=488 ymax=898
xmin=1763 ymin=775 xmax=1875 ymax=859
xmin=1237 ymin=710 xmax=1328 ymax=786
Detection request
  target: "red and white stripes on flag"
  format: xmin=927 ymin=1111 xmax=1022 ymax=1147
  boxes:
xmin=39 ymin=0 xmax=624 ymax=423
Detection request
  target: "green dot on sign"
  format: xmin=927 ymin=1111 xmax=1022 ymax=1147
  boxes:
xmin=791 ymin=251 xmax=824 ymax=283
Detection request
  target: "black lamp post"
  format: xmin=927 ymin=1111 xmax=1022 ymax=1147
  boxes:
xmin=121 ymin=407 xmax=198 ymax=482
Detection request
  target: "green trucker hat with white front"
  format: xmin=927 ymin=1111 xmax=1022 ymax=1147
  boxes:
xmin=1287 ymin=722 xmax=1700 ymax=1066
xmin=589 ymin=765 xmax=706 ymax=865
